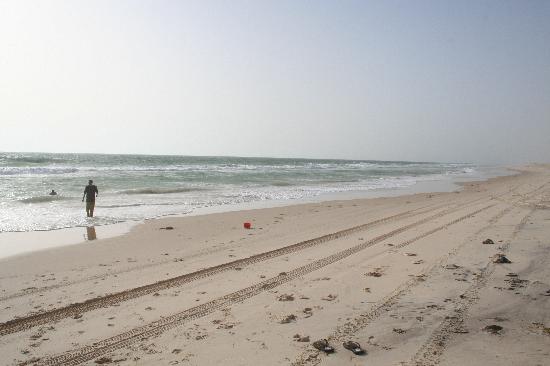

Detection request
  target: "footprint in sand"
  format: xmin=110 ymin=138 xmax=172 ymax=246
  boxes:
xmin=483 ymin=325 xmax=503 ymax=334
xmin=365 ymin=271 xmax=382 ymax=277
xmin=303 ymin=308 xmax=313 ymax=318
xmin=293 ymin=334 xmax=310 ymax=342
xmin=278 ymin=294 xmax=295 ymax=301
xmin=280 ymin=314 xmax=297 ymax=324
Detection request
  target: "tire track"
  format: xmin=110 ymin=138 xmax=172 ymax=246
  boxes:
xmin=0 ymin=238 xmax=239 ymax=302
xmin=0 ymin=201 xmax=464 ymax=336
xmin=6 ymin=181 xmax=528 ymax=303
xmin=0 ymin=202 xmax=454 ymax=303
xmin=405 ymin=209 xmax=534 ymax=366
xmin=32 ymin=203 xmax=495 ymax=366
xmin=291 ymin=203 xmax=521 ymax=366
xmin=291 ymin=182 xmax=548 ymax=365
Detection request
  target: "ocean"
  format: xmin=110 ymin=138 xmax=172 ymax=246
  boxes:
xmin=0 ymin=152 xmax=498 ymax=232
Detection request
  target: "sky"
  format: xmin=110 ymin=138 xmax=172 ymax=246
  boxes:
xmin=0 ymin=0 xmax=549 ymax=164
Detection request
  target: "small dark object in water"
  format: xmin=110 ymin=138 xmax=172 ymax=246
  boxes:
xmin=160 ymin=226 xmax=174 ymax=230
xmin=343 ymin=340 xmax=365 ymax=355
xmin=483 ymin=239 xmax=494 ymax=244
xmin=312 ymin=339 xmax=334 ymax=353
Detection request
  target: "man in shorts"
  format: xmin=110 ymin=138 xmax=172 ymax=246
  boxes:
xmin=82 ymin=180 xmax=99 ymax=217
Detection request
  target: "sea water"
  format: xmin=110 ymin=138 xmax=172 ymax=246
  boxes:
xmin=0 ymin=152 xmax=504 ymax=232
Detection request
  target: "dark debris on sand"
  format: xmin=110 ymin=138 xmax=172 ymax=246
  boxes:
xmin=492 ymin=254 xmax=512 ymax=263
xmin=483 ymin=325 xmax=503 ymax=334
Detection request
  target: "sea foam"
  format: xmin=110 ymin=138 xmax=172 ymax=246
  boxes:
xmin=0 ymin=152 xmax=494 ymax=232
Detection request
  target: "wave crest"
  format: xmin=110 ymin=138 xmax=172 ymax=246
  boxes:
xmin=19 ymin=196 xmax=70 ymax=204
xmin=0 ymin=167 xmax=79 ymax=175
xmin=271 ymin=182 xmax=293 ymax=187
xmin=119 ymin=187 xmax=203 ymax=195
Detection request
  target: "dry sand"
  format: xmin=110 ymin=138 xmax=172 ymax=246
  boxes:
xmin=1 ymin=165 xmax=549 ymax=366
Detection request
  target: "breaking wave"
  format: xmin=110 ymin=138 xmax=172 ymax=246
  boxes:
xmin=0 ymin=167 xmax=79 ymax=175
xmin=19 ymin=196 xmax=71 ymax=204
xmin=119 ymin=187 xmax=204 ymax=195
xmin=98 ymin=202 xmax=184 ymax=208
xmin=271 ymin=182 xmax=294 ymax=187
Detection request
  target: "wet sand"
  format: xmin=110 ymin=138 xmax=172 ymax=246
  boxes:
xmin=0 ymin=165 xmax=549 ymax=365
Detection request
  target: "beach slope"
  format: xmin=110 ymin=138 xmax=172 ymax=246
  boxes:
xmin=1 ymin=165 xmax=549 ymax=365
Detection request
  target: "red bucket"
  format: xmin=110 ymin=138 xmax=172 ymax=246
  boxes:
xmin=243 ymin=222 xmax=251 ymax=229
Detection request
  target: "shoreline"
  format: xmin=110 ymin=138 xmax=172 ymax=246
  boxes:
xmin=1 ymin=153 xmax=486 ymax=235
xmin=0 ymin=166 xmax=515 ymax=260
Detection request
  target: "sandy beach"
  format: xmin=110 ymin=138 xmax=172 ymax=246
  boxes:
xmin=1 ymin=165 xmax=549 ymax=366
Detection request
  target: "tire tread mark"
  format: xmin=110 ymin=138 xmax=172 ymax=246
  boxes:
xmin=290 ymin=179 xmax=550 ymax=366
xmin=0 ymin=202 xmax=457 ymax=335
xmin=34 ymin=204 xmax=495 ymax=366
xmin=406 ymin=209 xmax=534 ymax=366
xmin=291 ymin=204 xmax=518 ymax=366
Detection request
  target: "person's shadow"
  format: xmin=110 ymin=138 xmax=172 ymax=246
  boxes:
xmin=86 ymin=226 xmax=97 ymax=241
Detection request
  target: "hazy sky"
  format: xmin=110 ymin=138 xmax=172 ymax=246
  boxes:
xmin=1 ymin=0 xmax=549 ymax=163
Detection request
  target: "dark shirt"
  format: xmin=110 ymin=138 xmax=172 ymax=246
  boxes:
xmin=84 ymin=185 xmax=98 ymax=202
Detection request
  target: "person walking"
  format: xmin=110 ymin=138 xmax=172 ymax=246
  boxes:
xmin=82 ymin=180 xmax=99 ymax=217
